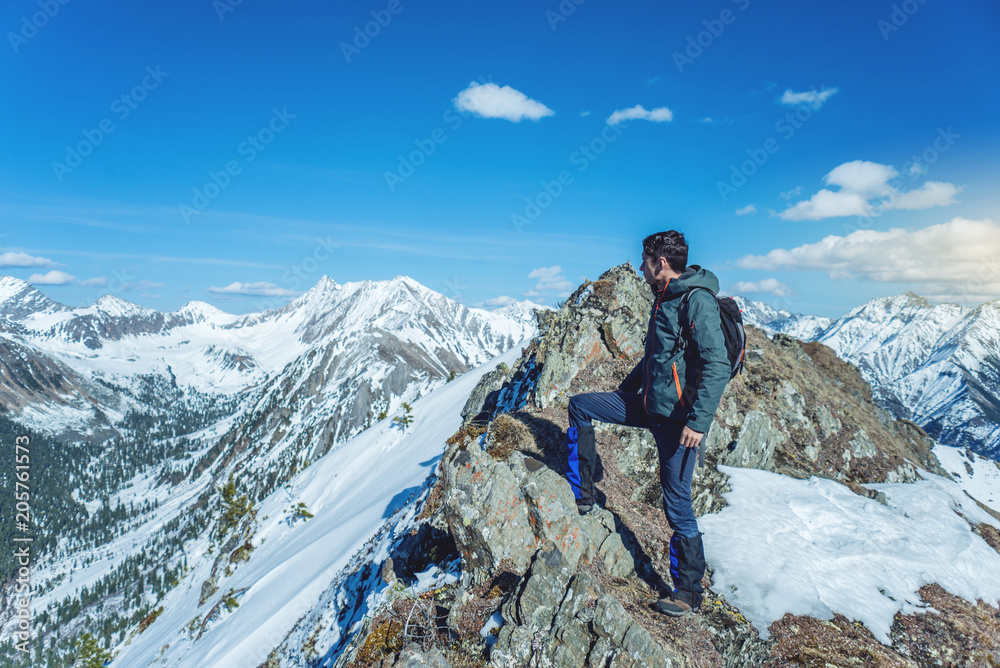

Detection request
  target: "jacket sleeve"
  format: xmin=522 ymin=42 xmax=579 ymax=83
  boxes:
xmin=685 ymin=291 xmax=730 ymax=433
xmin=617 ymin=358 xmax=644 ymax=393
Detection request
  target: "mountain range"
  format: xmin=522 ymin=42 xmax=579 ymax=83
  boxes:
xmin=1 ymin=269 xmax=999 ymax=668
xmin=0 ymin=274 xmax=540 ymax=444
xmin=736 ymin=291 xmax=1000 ymax=459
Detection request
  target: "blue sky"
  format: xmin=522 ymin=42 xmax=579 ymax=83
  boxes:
xmin=1 ymin=0 xmax=998 ymax=318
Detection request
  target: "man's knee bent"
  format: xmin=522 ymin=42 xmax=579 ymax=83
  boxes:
xmin=568 ymin=394 xmax=590 ymax=425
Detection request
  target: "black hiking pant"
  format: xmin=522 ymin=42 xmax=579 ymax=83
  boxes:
xmin=567 ymin=389 xmax=706 ymax=594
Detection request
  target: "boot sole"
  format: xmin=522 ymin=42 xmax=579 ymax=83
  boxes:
xmin=653 ymin=601 xmax=700 ymax=617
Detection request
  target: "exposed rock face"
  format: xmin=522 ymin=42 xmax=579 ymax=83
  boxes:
xmin=440 ymin=437 xmax=547 ymax=578
xmin=439 ymin=433 xmax=632 ymax=585
xmin=530 ymin=264 xmax=652 ymax=409
xmin=491 ymin=546 xmax=675 ymax=668
xmin=462 ymin=362 xmax=510 ymax=423
xmin=717 ymin=410 xmax=782 ymax=472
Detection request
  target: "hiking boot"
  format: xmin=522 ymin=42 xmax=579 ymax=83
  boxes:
xmin=653 ymin=589 xmax=702 ymax=617
xmin=576 ymin=499 xmax=593 ymax=515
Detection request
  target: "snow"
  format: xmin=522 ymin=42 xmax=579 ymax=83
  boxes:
xmin=110 ymin=340 xmax=529 ymax=668
xmin=933 ymin=442 xmax=1000 ymax=507
xmin=731 ymin=295 xmax=832 ymax=341
xmin=737 ymin=292 xmax=1000 ymax=458
xmin=2 ymin=273 xmax=539 ymax=449
xmin=173 ymin=301 xmax=239 ymax=326
xmin=701 ymin=462 xmax=1000 ymax=644
xmin=479 ymin=611 xmax=503 ymax=646
xmin=0 ymin=276 xmax=30 ymax=302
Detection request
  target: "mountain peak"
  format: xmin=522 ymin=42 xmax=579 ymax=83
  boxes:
xmin=0 ymin=275 xmax=69 ymax=320
xmin=900 ymin=291 xmax=933 ymax=308
xmin=315 ymin=275 xmax=340 ymax=291
xmin=0 ymin=274 xmax=32 ymax=291
xmin=393 ymin=274 xmax=423 ymax=287
xmin=175 ymin=300 xmax=237 ymax=325
xmin=93 ymin=294 xmax=151 ymax=318
xmin=0 ymin=275 xmax=35 ymax=305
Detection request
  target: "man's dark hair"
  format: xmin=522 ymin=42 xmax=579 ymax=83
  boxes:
xmin=643 ymin=230 xmax=688 ymax=272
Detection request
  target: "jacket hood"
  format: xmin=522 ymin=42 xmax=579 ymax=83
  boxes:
xmin=661 ymin=265 xmax=720 ymax=297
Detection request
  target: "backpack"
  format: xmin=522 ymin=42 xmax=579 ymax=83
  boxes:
xmin=674 ymin=287 xmax=746 ymax=380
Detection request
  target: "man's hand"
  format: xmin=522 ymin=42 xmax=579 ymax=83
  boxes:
xmin=680 ymin=426 xmax=703 ymax=449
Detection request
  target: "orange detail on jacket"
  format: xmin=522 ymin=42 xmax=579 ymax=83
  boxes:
xmin=672 ymin=362 xmax=685 ymax=406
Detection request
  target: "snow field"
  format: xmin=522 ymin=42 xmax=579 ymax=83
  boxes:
xmin=701 ymin=456 xmax=1000 ymax=644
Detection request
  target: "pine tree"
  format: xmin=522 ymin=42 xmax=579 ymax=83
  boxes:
xmin=74 ymin=632 xmax=111 ymax=668
xmin=393 ymin=403 xmax=414 ymax=430
xmin=218 ymin=473 xmax=251 ymax=539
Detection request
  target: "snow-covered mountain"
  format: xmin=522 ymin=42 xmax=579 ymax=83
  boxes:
xmin=0 ymin=274 xmax=543 ymax=443
xmin=736 ymin=291 xmax=1000 ymax=459
xmin=0 ymin=274 xmax=543 ymax=667
xmin=730 ymin=295 xmax=832 ymax=341
xmin=817 ymin=293 xmax=1000 ymax=458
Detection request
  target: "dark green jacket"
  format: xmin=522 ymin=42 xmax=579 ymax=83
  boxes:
xmin=619 ymin=265 xmax=729 ymax=433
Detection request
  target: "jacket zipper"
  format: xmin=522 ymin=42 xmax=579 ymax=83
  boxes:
xmin=643 ymin=278 xmax=669 ymax=413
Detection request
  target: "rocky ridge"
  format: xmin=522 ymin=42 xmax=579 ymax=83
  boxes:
xmin=328 ymin=263 xmax=1000 ymax=668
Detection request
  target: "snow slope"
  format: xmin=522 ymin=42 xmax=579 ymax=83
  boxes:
xmin=109 ymin=341 xmax=528 ymax=668
xmin=701 ymin=446 xmax=1000 ymax=644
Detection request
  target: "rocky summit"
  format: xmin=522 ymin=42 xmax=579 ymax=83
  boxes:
xmin=332 ymin=263 xmax=1000 ymax=668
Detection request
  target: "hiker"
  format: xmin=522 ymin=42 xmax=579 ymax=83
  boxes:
xmin=565 ymin=230 xmax=731 ymax=617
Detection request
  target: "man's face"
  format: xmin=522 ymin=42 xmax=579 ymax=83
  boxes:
xmin=640 ymin=250 xmax=658 ymax=286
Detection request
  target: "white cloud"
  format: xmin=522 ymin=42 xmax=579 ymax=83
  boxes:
xmin=525 ymin=265 xmax=574 ymax=299
xmin=736 ymin=204 xmax=757 ymax=215
xmin=0 ymin=251 xmax=58 ymax=268
xmin=700 ymin=117 xmax=714 ymax=123
xmin=779 ymin=86 xmax=839 ymax=109
xmin=580 ymin=110 xmax=591 ymax=117
xmin=729 ymin=279 xmax=794 ymax=297
xmin=736 ymin=217 xmax=1000 ymax=301
xmin=889 ymin=181 xmax=962 ymax=210
xmin=29 ymin=270 xmax=76 ymax=285
xmin=826 ymin=161 xmax=898 ymax=197
xmin=780 ymin=189 xmax=874 ymax=221
xmin=606 ymin=105 xmax=673 ymax=126
xmin=779 ymin=186 xmax=803 ymax=200
xmin=80 ymin=277 xmax=109 ymax=287
xmin=208 ymin=281 xmax=299 ymax=297
xmin=779 ymin=160 xmax=962 ymax=221
xmin=453 ymin=82 xmax=554 ymax=122
xmin=478 ymin=295 xmax=517 ymax=309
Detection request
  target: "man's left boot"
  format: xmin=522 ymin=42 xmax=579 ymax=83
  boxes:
xmin=654 ymin=533 xmax=706 ymax=616
xmin=567 ymin=424 xmax=598 ymax=514
xmin=653 ymin=589 xmax=702 ymax=617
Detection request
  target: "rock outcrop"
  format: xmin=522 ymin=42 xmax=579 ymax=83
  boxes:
xmin=334 ymin=263 xmax=999 ymax=668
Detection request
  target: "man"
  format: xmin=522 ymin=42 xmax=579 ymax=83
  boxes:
xmin=565 ymin=230 xmax=730 ymax=617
